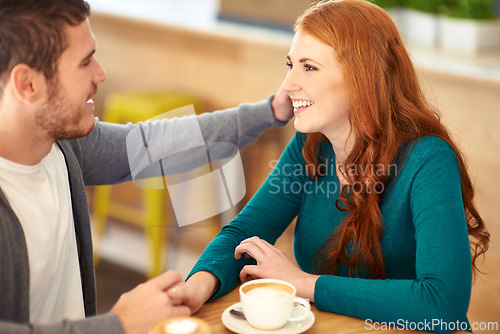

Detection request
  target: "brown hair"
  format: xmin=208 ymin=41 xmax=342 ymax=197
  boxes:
xmin=0 ymin=0 xmax=90 ymax=95
xmin=296 ymin=0 xmax=489 ymax=278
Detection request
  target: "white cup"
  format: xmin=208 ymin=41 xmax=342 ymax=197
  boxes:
xmin=239 ymin=279 xmax=311 ymax=330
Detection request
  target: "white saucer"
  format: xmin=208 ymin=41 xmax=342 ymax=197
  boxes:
xmin=221 ymin=302 xmax=315 ymax=334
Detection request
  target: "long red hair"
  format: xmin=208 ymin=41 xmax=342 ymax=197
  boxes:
xmin=297 ymin=0 xmax=489 ymax=278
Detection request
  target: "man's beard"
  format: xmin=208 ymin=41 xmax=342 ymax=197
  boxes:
xmin=35 ymin=80 xmax=96 ymax=141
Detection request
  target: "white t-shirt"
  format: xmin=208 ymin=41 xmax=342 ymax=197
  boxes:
xmin=0 ymin=144 xmax=85 ymax=324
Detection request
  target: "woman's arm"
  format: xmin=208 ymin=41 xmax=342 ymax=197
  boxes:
xmin=313 ymin=141 xmax=472 ymax=334
xmin=169 ymin=133 xmax=309 ymax=313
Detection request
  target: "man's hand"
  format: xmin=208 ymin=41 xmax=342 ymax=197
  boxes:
xmin=271 ymin=85 xmax=293 ymax=122
xmin=111 ymin=271 xmax=190 ymax=334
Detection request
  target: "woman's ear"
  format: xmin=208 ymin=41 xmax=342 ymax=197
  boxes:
xmin=9 ymin=64 xmax=47 ymax=104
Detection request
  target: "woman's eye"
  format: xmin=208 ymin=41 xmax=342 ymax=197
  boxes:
xmin=286 ymin=61 xmax=293 ymax=69
xmin=305 ymin=64 xmax=317 ymax=71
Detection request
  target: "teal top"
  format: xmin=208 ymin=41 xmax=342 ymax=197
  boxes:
xmin=189 ymin=133 xmax=472 ymax=333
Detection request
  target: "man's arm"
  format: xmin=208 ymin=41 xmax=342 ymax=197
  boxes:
xmin=0 ymin=271 xmax=190 ymax=334
xmin=80 ymin=94 xmax=291 ymax=186
xmin=0 ymin=314 xmax=123 ymax=334
xmin=197 ymin=94 xmax=288 ymax=150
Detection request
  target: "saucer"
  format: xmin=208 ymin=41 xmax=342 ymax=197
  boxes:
xmin=221 ymin=302 xmax=315 ymax=334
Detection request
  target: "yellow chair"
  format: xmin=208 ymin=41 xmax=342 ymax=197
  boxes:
xmin=92 ymin=91 xmax=200 ymax=278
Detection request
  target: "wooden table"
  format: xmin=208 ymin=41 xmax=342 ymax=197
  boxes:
xmin=194 ymin=286 xmax=469 ymax=333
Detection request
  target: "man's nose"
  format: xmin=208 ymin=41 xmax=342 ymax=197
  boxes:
xmin=93 ymin=60 xmax=107 ymax=84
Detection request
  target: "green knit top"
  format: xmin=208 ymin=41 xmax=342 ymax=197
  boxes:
xmin=189 ymin=132 xmax=472 ymax=333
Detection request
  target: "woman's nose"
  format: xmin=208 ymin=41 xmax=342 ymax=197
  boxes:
xmin=282 ymin=69 xmax=301 ymax=94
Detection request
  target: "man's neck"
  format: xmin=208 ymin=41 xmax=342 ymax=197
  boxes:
xmin=0 ymin=83 xmax=56 ymax=165
xmin=0 ymin=121 xmax=53 ymax=166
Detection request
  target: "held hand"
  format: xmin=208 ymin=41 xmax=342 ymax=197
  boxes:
xmin=166 ymin=282 xmax=206 ymax=315
xmin=167 ymin=271 xmax=220 ymax=315
xmin=234 ymin=237 xmax=319 ymax=300
xmin=111 ymin=271 xmax=190 ymax=334
xmin=271 ymin=85 xmax=293 ymax=122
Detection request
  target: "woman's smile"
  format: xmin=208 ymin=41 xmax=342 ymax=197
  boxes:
xmin=292 ymin=99 xmax=315 ymax=114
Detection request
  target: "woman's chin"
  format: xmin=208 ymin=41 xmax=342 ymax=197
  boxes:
xmin=293 ymin=118 xmax=313 ymax=134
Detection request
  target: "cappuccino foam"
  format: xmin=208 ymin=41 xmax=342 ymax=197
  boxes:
xmin=164 ymin=319 xmax=198 ymax=334
xmin=245 ymin=286 xmax=291 ymax=299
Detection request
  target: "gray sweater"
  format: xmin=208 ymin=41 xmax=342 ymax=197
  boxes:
xmin=0 ymin=97 xmax=284 ymax=334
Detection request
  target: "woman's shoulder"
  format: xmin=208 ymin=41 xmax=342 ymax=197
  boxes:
xmin=278 ymin=132 xmax=333 ymax=167
xmin=290 ymin=132 xmax=333 ymax=152
xmin=401 ymin=135 xmax=459 ymax=173
xmin=291 ymin=131 xmax=308 ymax=146
xmin=285 ymin=131 xmax=318 ymax=153
xmin=406 ymin=135 xmax=456 ymax=160
xmin=280 ymin=131 xmax=307 ymax=155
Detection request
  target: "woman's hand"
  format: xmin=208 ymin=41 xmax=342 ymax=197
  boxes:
xmin=166 ymin=271 xmax=220 ymax=315
xmin=234 ymin=237 xmax=320 ymax=301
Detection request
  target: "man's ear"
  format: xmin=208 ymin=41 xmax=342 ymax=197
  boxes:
xmin=9 ymin=64 xmax=47 ymax=104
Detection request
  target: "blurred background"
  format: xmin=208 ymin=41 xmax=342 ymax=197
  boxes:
xmin=84 ymin=0 xmax=500 ymax=331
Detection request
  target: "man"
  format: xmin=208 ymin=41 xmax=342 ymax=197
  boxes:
xmin=0 ymin=1 xmax=293 ymax=333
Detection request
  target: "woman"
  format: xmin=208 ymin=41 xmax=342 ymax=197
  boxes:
xmin=169 ymin=0 xmax=489 ymax=332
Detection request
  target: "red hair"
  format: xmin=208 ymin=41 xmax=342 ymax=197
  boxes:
xmin=296 ymin=0 xmax=489 ymax=278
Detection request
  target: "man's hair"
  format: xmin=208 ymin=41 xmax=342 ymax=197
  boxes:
xmin=0 ymin=0 xmax=90 ymax=96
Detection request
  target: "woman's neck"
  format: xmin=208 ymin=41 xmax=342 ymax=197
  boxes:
xmin=324 ymin=127 xmax=354 ymax=186
xmin=325 ymin=126 xmax=354 ymax=164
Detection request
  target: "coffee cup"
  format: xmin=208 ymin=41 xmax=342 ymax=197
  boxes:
xmin=239 ymin=279 xmax=311 ymax=330
xmin=149 ymin=316 xmax=211 ymax=334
